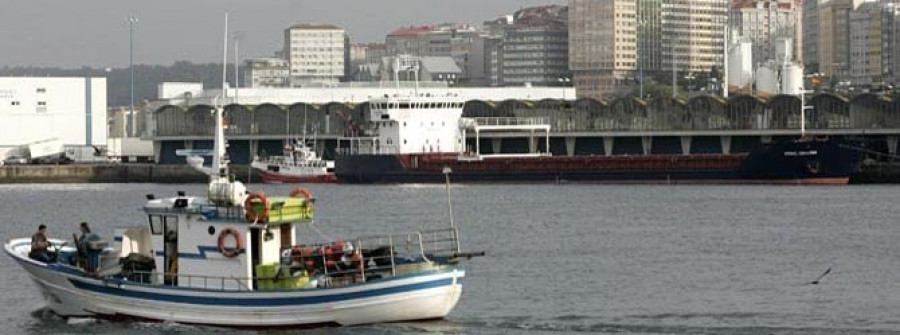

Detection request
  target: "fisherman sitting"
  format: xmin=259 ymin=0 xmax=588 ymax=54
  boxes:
xmin=73 ymin=222 xmax=100 ymax=266
xmin=29 ymin=224 xmax=52 ymax=263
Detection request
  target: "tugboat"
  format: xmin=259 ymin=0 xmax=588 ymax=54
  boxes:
xmin=251 ymin=138 xmax=337 ymax=184
xmin=3 ymin=101 xmax=478 ymax=326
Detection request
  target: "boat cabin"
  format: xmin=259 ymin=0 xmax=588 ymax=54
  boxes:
xmin=112 ymin=189 xmax=462 ymax=292
xmin=114 ymin=192 xmax=309 ymax=290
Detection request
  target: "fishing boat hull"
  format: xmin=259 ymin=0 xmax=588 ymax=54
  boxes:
xmin=259 ymin=171 xmax=338 ymax=184
xmin=251 ymin=161 xmax=337 ymax=184
xmin=5 ymin=238 xmax=463 ymax=327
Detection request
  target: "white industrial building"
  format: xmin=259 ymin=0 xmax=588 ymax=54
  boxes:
xmin=0 ymin=77 xmax=107 ymax=153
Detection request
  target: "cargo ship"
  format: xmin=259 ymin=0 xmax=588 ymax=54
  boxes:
xmin=335 ymin=94 xmax=859 ymax=184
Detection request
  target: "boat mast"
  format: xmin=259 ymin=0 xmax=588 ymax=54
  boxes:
xmin=212 ymin=12 xmax=229 ymax=179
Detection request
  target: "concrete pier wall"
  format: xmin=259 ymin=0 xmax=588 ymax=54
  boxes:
xmin=0 ymin=165 xmax=261 ymax=184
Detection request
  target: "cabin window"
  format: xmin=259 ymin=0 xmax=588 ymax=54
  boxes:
xmin=149 ymin=215 xmax=178 ymax=235
xmin=149 ymin=215 xmax=164 ymax=235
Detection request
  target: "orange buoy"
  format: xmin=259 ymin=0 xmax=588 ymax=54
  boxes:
xmin=244 ymin=192 xmax=270 ymax=223
xmin=290 ymin=187 xmax=313 ymax=200
xmin=217 ymin=227 xmax=244 ymax=258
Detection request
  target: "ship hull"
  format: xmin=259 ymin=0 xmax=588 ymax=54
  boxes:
xmin=259 ymin=171 xmax=338 ymax=184
xmin=5 ymin=239 xmax=463 ymax=327
xmin=336 ymin=140 xmax=858 ymax=185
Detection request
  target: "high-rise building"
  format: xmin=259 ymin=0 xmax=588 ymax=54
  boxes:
xmin=243 ymin=58 xmax=290 ymax=88
xmin=502 ymin=5 xmax=570 ymax=87
xmin=570 ymin=0 xmax=637 ymax=99
xmin=283 ymin=23 xmax=346 ymax=86
xmin=804 ymin=0 xmax=820 ymax=72
xmin=730 ymin=0 xmax=798 ymax=65
xmin=638 ymin=0 xmax=663 ymax=74
xmin=661 ymin=0 xmax=729 ymax=75
xmin=850 ymin=1 xmax=883 ymax=85
xmin=882 ymin=0 xmax=900 ymax=84
xmin=818 ymin=0 xmax=866 ymax=78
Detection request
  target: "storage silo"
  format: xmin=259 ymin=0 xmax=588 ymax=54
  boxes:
xmin=755 ymin=65 xmax=779 ymax=97
xmin=780 ymin=63 xmax=805 ymax=95
xmin=728 ymin=41 xmax=753 ymax=88
xmin=774 ymin=37 xmax=793 ymax=64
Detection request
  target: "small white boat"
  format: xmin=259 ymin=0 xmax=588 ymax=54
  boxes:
xmin=251 ymin=139 xmax=337 ymax=184
xmin=5 ymin=91 xmax=479 ymax=328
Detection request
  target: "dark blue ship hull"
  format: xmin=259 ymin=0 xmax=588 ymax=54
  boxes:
xmin=335 ymin=139 xmax=859 ymax=184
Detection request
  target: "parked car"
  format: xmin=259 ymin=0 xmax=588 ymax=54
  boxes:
xmin=3 ymin=156 xmax=29 ymax=165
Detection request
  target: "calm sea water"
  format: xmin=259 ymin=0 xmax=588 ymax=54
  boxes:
xmin=1 ymin=183 xmax=900 ymax=335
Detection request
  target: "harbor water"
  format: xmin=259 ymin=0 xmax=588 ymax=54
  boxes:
xmin=1 ymin=184 xmax=899 ymax=334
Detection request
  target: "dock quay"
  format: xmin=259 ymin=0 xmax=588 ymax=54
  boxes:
xmin=0 ymin=162 xmax=898 ymax=184
xmin=0 ymin=164 xmax=259 ymax=184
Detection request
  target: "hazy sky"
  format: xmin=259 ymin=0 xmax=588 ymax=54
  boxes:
xmin=0 ymin=0 xmax=565 ymax=68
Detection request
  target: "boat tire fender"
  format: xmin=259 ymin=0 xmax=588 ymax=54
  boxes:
xmin=218 ymin=228 xmax=244 ymax=258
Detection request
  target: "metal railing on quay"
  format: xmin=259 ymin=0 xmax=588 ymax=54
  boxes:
xmin=472 ymin=117 xmax=549 ymax=127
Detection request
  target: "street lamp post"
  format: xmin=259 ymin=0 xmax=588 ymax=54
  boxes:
xmin=638 ymin=20 xmax=646 ymax=100
xmin=126 ymin=15 xmax=138 ymax=137
xmin=684 ymin=72 xmax=696 ymax=96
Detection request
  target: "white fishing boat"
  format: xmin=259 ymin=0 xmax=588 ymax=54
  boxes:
xmin=251 ymin=139 xmax=337 ymax=184
xmin=3 ymin=14 xmax=481 ymax=327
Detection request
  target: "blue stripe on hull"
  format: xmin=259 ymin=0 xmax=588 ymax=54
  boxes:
xmin=68 ymin=277 xmax=454 ymax=306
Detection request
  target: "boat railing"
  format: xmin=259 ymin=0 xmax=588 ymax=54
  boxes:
xmin=285 ymin=227 xmax=461 ymax=286
xmin=118 ymin=271 xmax=255 ymax=291
xmin=115 ymin=228 xmax=460 ymax=292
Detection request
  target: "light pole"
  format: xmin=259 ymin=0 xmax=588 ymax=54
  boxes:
xmin=126 ymin=15 xmax=138 ymax=137
xmin=684 ymin=72 xmax=696 ymax=96
xmin=638 ymin=20 xmax=646 ymax=100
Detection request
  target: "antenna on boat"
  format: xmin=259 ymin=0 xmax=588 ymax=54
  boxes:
xmin=212 ymin=11 xmax=230 ymax=179
xmin=442 ymin=166 xmax=455 ymax=229
xmin=800 ymin=87 xmax=813 ymax=139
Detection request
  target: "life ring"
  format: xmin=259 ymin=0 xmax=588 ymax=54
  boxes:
xmin=244 ymin=191 xmax=270 ymax=223
xmin=290 ymin=187 xmax=313 ymax=200
xmin=218 ymin=228 xmax=244 ymax=258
